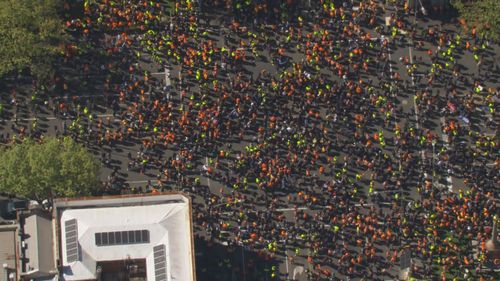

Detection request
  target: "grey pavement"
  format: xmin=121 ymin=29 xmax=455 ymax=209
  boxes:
xmin=0 ymin=1 xmax=499 ymax=281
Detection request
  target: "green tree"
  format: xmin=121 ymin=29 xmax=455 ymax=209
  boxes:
xmin=0 ymin=0 xmax=66 ymax=81
xmin=452 ymin=0 xmax=500 ymax=40
xmin=0 ymin=137 xmax=100 ymax=201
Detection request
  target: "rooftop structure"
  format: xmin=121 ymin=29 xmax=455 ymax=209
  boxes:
xmin=21 ymin=212 xmax=56 ymax=279
xmin=53 ymin=193 xmax=195 ymax=281
xmin=0 ymin=224 xmax=18 ymax=281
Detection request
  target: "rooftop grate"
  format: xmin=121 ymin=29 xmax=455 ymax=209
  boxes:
xmin=153 ymin=244 xmax=167 ymax=281
xmin=65 ymin=219 xmax=79 ymax=262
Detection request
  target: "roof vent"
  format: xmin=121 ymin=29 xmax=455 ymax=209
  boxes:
xmin=153 ymin=244 xmax=167 ymax=281
xmin=65 ymin=219 xmax=79 ymax=262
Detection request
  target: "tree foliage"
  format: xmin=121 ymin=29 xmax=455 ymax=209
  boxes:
xmin=0 ymin=138 xmax=100 ymax=200
xmin=452 ymin=0 xmax=500 ymax=40
xmin=0 ymin=0 xmax=66 ymax=81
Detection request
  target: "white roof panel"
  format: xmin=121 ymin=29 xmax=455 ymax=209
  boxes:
xmin=55 ymin=194 xmax=194 ymax=281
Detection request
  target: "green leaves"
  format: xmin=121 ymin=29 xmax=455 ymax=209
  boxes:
xmin=0 ymin=0 xmax=66 ymax=81
xmin=0 ymin=138 xmax=100 ymax=201
xmin=452 ymin=0 xmax=500 ymax=40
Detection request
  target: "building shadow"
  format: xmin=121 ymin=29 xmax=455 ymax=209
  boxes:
xmin=195 ymin=235 xmax=279 ymax=281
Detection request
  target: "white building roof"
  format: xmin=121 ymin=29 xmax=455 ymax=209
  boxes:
xmin=54 ymin=194 xmax=195 ymax=281
xmin=23 ymin=212 xmax=56 ymax=279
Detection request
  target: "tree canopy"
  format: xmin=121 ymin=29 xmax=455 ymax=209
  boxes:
xmin=452 ymin=0 xmax=500 ymax=40
xmin=0 ymin=137 xmax=100 ymax=201
xmin=0 ymin=0 xmax=66 ymax=81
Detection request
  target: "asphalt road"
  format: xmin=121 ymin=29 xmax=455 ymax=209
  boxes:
xmin=0 ymin=1 xmax=498 ymax=281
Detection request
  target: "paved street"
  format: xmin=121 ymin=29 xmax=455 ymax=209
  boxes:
xmin=0 ymin=1 xmax=499 ymax=280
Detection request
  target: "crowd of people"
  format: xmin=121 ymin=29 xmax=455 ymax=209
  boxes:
xmin=0 ymin=0 xmax=498 ymax=280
